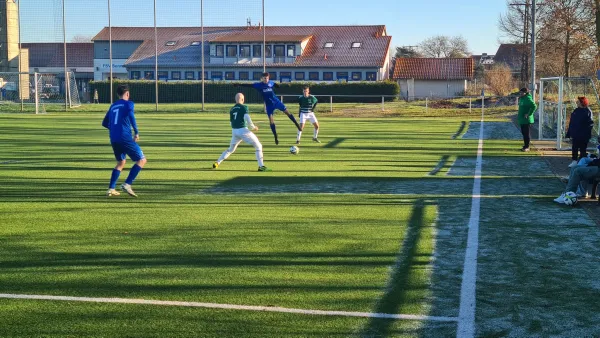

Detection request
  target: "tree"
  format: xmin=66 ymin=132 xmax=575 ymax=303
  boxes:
xmin=418 ymin=35 xmax=470 ymax=58
xmin=538 ymin=0 xmax=595 ymax=77
xmin=485 ymin=64 xmax=515 ymax=96
xmin=595 ymin=0 xmax=600 ymax=49
xmin=395 ymin=46 xmax=421 ymax=58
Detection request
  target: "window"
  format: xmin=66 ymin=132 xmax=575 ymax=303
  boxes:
xmin=215 ymin=45 xmax=224 ymax=57
xmin=295 ymin=72 xmax=305 ymax=81
xmin=265 ymin=45 xmax=273 ymax=58
xmin=226 ymin=45 xmax=237 ymax=57
xmin=239 ymin=71 xmax=249 ymax=80
xmin=225 ymin=71 xmax=235 ymax=80
xmin=198 ymin=71 xmax=208 ymax=80
xmin=323 ymin=72 xmax=333 ymax=81
xmin=166 ymin=41 xmax=177 ymax=46
xmin=351 ymin=72 xmax=362 ymax=81
xmin=253 ymin=72 xmax=263 ymax=80
xmin=130 ymin=71 xmax=141 ymax=80
xmin=185 ymin=71 xmax=195 ymax=80
xmin=280 ymin=72 xmax=292 ymax=82
xmin=253 ymin=45 xmax=262 ymax=57
xmin=269 ymin=72 xmax=277 ymax=81
xmin=324 ymin=42 xmax=334 ymax=48
xmin=171 ymin=71 xmax=181 ymax=80
xmin=211 ymin=71 xmax=223 ymax=80
xmin=351 ymin=42 xmax=362 ymax=48
xmin=240 ymin=45 xmax=250 ymax=58
xmin=287 ymin=45 xmax=296 ymax=57
xmin=309 ymin=72 xmax=319 ymax=81
xmin=190 ymin=41 xmax=201 ymax=46
xmin=366 ymin=72 xmax=377 ymax=81
xmin=274 ymin=45 xmax=285 ymax=57
xmin=336 ymin=72 xmax=348 ymax=81
xmin=158 ymin=71 xmax=168 ymax=80
xmin=144 ymin=71 xmax=154 ymax=80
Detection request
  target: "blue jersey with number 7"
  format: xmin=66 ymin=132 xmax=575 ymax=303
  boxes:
xmin=102 ymin=99 xmax=139 ymax=142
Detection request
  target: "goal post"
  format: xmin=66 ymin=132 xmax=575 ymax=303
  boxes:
xmin=538 ymin=76 xmax=600 ymax=151
xmin=0 ymin=71 xmax=81 ymax=114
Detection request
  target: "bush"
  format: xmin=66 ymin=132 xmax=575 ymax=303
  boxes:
xmin=484 ymin=64 xmax=514 ymax=96
xmin=89 ymin=80 xmax=400 ymax=104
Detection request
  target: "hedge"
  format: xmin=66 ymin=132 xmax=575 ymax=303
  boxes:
xmin=89 ymin=80 xmax=400 ymax=104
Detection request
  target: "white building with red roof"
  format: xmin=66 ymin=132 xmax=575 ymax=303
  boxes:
xmin=91 ymin=25 xmax=392 ymax=82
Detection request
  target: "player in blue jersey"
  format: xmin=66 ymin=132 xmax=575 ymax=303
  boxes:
xmin=102 ymin=85 xmax=147 ymax=197
xmin=235 ymin=72 xmax=301 ymax=145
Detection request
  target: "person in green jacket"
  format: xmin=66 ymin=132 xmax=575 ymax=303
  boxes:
xmin=518 ymin=87 xmax=537 ymax=152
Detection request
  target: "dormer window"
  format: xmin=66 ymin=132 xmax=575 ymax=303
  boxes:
xmin=190 ymin=41 xmax=201 ymax=46
xmin=351 ymin=42 xmax=361 ymax=48
xmin=166 ymin=41 xmax=177 ymax=46
xmin=324 ymin=42 xmax=334 ymax=48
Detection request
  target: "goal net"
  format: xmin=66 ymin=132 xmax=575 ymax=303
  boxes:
xmin=538 ymin=77 xmax=599 ymax=150
xmin=0 ymin=72 xmax=81 ymax=114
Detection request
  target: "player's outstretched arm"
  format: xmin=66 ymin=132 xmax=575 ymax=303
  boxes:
xmin=245 ymin=114 xmax=258 ymax=131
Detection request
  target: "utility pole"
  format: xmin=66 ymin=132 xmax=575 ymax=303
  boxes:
xmin=509 ymin=0 xmax=537 ymax=100
xmin=530 ymin=0 xmax=536 ymax=101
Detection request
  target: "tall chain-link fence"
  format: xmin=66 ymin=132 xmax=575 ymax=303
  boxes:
xmin=5 ymin=0 xmax=265 ymax=112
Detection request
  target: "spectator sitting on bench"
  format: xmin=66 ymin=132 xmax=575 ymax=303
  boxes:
xmin=555 ymin=154 xmax=600 ymax=204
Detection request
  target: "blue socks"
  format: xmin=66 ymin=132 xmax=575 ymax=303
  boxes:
xmin=270 ymin=123 xmax=277 ymax=136
xmin=288 ymin=114 xmax=299 ymax=124
xmin=109 ymin=169 xmax=121 ymax=189
xmin=125 ymin=164 xmax=143 ymax=185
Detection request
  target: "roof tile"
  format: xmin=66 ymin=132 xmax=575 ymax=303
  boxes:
xmin=393 ymin=58 xmax=474 ymax=80
xmin=93 ymin=26 xmax=391 ymax=68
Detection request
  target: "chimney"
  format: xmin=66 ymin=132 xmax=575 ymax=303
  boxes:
xmin=258 ymin=22 xmax=262 ymax=30
xmin=324 ymin=54 xmax=328 ymax=60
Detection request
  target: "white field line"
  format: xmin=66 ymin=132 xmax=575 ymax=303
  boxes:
xmin=457 ymin=114 xmax=485 ymax=337
xmin=0 ymin=293 xmax=458 ymax=323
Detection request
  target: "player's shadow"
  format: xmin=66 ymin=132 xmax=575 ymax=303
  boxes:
xmin=359 ymin=199 xmax=432 ymax=337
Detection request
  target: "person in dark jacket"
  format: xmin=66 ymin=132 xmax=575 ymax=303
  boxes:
xmin=517 ymin=88 xmax=537 ymax=152
xmin=566 ymin=96 xmax=594 ymax=167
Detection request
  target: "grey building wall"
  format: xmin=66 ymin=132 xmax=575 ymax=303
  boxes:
xmin=398 ymin=79 xmax=468 ymax=99
xmin=126 ymin=67 xmax=383 ymax=82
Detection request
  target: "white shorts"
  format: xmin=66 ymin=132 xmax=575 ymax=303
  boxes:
xmin=299 ymin=112 xmax=318 ymax=124
xmin=230 ymin=128 xmax=261 ymax=150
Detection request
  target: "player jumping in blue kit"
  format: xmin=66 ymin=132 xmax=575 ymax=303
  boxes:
xmin=102 ymin=85 xmax=147 ymax=197
xmin=235 ymin=72 xmax=301 ymax=145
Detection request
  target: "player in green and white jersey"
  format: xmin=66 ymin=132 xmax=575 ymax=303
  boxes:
xmin=213 ymin=93 xmax=270 ymax=172
xmin=296 ymin=86 xmax=320 ymax=144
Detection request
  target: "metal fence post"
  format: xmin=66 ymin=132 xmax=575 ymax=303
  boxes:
xmin=330 ymin=96 xmax=333 ymax=113
xmin=425 ymin=97 xmax=428 ymax=113
xmin=381 ymin=96 xmax=384 ymax=112
xmin=469 ymin=97 xmax=472 ymax=114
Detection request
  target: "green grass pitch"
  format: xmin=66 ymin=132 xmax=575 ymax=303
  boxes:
xmin=1 ymin=107 xmax=599 ymax=337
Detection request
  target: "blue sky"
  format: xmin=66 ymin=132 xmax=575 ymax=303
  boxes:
xmin=19 ymin=0 xmax=507 ymax=55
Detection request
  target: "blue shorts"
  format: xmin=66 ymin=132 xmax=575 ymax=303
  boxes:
xmin=265 ymin=100 xmax=287 ymax=117
xmin=111 ymin=140 xmax=145 ymax=162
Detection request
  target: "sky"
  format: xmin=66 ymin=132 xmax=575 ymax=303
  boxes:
xmin=19 ymin=0 xmax=507 ymax=55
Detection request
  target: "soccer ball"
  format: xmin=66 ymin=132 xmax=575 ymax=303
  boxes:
xmin=564 ymin=191 xmax=578 ymax=206
xmin=290 ymin=146 xmax=299 ymax=155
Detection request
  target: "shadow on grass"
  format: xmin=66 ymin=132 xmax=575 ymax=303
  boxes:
xmin=359 ymin=200 xmax=431 ymax=337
